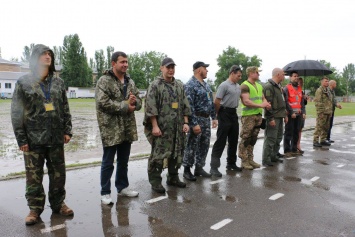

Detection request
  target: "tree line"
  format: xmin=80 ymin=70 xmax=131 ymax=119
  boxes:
xmin=15 ymin=34 xmax=355 ymax=96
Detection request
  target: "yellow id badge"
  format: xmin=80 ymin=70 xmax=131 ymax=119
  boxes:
xmin=44 ymin=103 xmax=55 ymax=111
xmin=172 ymin=102 xmax=179 ymax=109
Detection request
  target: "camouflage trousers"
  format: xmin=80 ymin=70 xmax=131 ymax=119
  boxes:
xmin=313 ymin=113 xmax=331 ymax=143
xmin=183 ymin=117 xmax=211 ymax=168
xmin=24 ymin=146 xmax=66 ymax=214
xmin=238 ymin=115 xmax=262 ymax=161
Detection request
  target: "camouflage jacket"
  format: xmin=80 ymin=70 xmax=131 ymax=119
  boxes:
xmin=184 ymin=76 xmax=216 ymax=127
xmin=11 ymin=73 xmax=72 ymax=148
xmin=95 ymin=70 xmax=142 ymax=147
xmin=263 ymin=79 xmax=286 ymax=119
xmin=144 ymin=77 xmax=191 ymax=163
xmin=314 ymin=86 xmax=333 ymax=114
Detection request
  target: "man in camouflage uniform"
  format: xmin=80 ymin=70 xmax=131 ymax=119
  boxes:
xmin=183 ymin=61 xmax=217 ymax=181
xmin=326 ymin=80 xmax=342 ymax=143
xmin=313 ymin=77 xmax=333 ymax=147
xmin=238 ymin=67 xmax=270 ymax=170
xmin=11 ymin=44 xmax=73 ymax=225
xmin=96 ymin=51 xmax=141 ymax=205
xmin=144 ymin=57 xmax=191 ymax=193
xmin=262 ymin=68 xmax=287 ymax=166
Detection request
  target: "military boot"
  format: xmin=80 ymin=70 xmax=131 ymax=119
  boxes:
xmin=194 ymin=166 xmax=212 ymax=177
xmin=183 ymin=166 xmax=197 ymax=181
xmin=25 ymin=210 xmax=39 ymax=225
xmin=210 ymin=167 xmax=222 ymax=177
xmin=248 ymin=157 xmax=261 ymax=169
xmin=241 ymin=159 xmax=254 ymax=170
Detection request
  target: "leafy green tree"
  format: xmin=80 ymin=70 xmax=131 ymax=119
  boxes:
xmin=95 ymin=49 xmax=105 ymax=80
xmin=303 ymin=60 xmax=342 ymax=95
xmin=215 ymin=46 xmax=262 ymax=87
xmin=52 ymin=46 xmax=63 ymax=65
xmin=21 ymin=43 xmax=35 ymax=62
xmin=128 ymin=51 xmax=167 ymax=89
xmin=342 ymin=63 xmax=355 ymax=98
xmin=61 ymin=34 xmax=93 ymax=88
xmin=206 ymin=78 xmax=216 ymax=92
xmin=106 ymin=46 xmax=114 ymax=69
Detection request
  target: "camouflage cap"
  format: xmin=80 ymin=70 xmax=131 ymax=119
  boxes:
xmin=246 ymin=66 xmax=262 ymax=75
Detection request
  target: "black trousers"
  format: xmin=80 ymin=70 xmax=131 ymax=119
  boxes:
xmin=210 ymin=108 xmax=239 ymax=168
xmin=327 ymin=111 xmax=335 ymax=140
xmin=283 ymin=114 xmax=301 ymax=153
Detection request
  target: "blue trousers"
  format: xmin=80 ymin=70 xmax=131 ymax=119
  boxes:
xmin=100 ymin=141 xmax=131 ymax=195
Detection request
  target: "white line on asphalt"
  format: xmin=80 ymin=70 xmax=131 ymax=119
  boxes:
xmin=41 ymin=224 xmax=66 ymax=233
xmin=145 ymin=195 xmax=168 ymax=204
xmin=337 ymin=164 xmax=345 ymax=168
xmin=209 ymin=179 xmax=224 ymax=185
xmin=286 ymin=157 xmax=296 ymax=160
xmin=310 ymin=176 xmax=320 ymax=182
xmin=269 ymin=193 xmax=284 ymax=200
xmin=210 ymin=218 xmax=233 ymax=230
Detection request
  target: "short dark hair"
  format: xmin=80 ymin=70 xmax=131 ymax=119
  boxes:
xmin=111 ymin=51 xmax=127 ymax=62
xmin=229 ymin=65 xmax=242 ymax=75
xmin=321 ymin=76 xmax=329 ymax=81
xmin=290 ymin=71 xmax=299 ymax=76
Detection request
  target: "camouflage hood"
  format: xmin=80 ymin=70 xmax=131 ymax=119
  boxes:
xmin=29 ymin=44 xmax=56 ymax=76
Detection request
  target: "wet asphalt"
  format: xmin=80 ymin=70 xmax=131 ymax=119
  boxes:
xmin=1 ymin=123 xmax=355 ymax=237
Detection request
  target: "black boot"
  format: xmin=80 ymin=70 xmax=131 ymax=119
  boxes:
xmin=210 ymin=167 xmax=222 ymax=177
xmin=194 ymin=166 xmax=212 ymax=177
xmin=226 ymin=163 xmax=242 ymax=172
xmin=183 ymin=166 xmax=197 ymax=181
xmin=166 ymin=177 xmax=186 ymax=188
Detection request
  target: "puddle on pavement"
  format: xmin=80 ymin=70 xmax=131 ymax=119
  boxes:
xmin=220 ymin=195 xmax=238 ymax=203
xmin=313 ymin=159 xmax=330 ymax=165
xmin=283 ymin=176 xmax=302 ymax=182
xmin=312 ymin=182 xmax=330 ymax=191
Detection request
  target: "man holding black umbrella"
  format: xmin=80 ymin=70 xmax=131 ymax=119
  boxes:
xmin=313 ymin=77 xmax=333 ymax=147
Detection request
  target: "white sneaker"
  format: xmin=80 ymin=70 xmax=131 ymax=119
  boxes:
xmin=101 ymin=194 xmax=113 ymax=205
xmin=118 ymin=188 xmax=139 ymax=197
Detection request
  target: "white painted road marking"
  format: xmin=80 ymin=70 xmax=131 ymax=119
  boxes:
xmin=210 ymin=218 xmax=233 ymax=230
xmin=269 ymin=193 xmax=284 ymax=200
xmin=145 ymin=196 xmax=168 ymax=204
xmin=209 ymin=179 xmax=224 ymax=185
xmin=286 ymin=157 xmax=296 ymax=160
xmin=337 ymin=164 xmax=345 ymax=168
xmin=310 ymin=176 xmax=320 ymax=182
xmin=41 ymin=224 xmax=66 ymax=233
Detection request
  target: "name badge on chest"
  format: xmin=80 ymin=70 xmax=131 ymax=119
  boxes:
xmin=44 ymin=102 xmax=55 ymax=111
xmin=172 ymin=102 xmax=179 ymax=109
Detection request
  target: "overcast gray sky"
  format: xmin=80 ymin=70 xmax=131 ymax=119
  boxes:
xmin=1 ymin=0 xmax=354 ymax=82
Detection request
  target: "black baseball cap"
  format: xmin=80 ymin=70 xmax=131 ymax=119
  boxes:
xmin=193 ymin=61 xmax=209 ymax=70
xmin=161 ymin=57 xmax=176 ymax=67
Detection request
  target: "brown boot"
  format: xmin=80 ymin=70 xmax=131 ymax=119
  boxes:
xmin=25 ymin=210 xmax=39 ymax=225
xmin=57 ymin=203 xmax=74 ymax=216
xmin=249 ymin=158 xmax=261 ymax=168
xmin=241 ymin=159 xmax=254 ymax=170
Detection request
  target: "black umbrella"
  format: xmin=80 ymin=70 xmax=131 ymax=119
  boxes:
xmin=283 ymin=60 xmax=333 ymax=76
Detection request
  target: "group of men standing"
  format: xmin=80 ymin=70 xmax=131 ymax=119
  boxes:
xmin=11 ymin=44 xmax=342 ymax=226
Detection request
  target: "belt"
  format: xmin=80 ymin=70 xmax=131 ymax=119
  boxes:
xmin=195 ymin=112 xmax=210 ymax=118
xmin=220 ymin=106 xmax=236 ymax=113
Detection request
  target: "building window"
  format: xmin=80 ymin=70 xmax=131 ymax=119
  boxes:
xmin=5 ymin=83 xmax=11 ymax=89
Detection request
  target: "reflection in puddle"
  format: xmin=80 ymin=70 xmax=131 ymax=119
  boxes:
xmin=220 ymin=195 xmax=238 ymax=203
xmin=283 ymin=176 xmax=302 ymax=182
xmin=313 ymin=159 xmax=330 ymax=165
